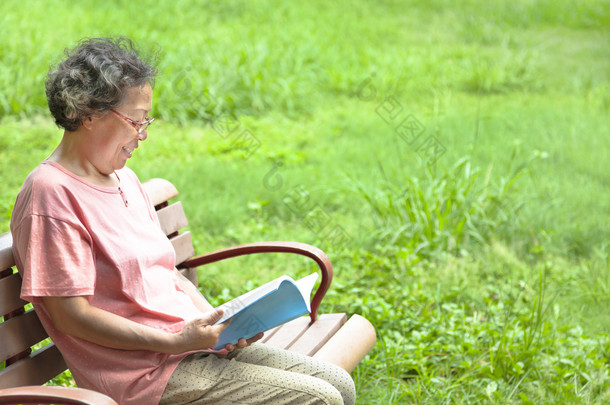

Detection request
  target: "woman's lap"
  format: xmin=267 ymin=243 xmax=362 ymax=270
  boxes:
xmin=160 ymin=343 xmax=355 ymax=405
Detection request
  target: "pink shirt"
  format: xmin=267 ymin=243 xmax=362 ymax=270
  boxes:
xmin=10 ymin=161 xmax=203 ymax=405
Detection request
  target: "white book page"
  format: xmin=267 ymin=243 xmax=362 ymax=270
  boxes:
xmin=214 ymin=273 xmax=319 ymax=324
xmin=294 ymin=273 xmax=319 ymax=312
xmin=215 ymin=275 xmax=294 ymax=323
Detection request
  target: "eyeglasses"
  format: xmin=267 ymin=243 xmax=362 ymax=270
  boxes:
xmin=110 ymin=109 xmax=155 ymax=134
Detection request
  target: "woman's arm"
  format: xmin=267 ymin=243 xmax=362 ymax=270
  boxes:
xmin=42 ymin=296 xmax=229 ymax=354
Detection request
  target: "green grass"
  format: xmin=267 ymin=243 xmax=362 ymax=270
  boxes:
xmin=1 ymin=0 xmax=609 ymax=403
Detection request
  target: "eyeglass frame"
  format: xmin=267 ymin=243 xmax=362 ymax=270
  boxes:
xmin=110 ymin=109 xmax=155 ymax=134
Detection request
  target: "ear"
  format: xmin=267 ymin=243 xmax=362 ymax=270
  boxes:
xmin=81 ymin=116 xmax=95 ymax=130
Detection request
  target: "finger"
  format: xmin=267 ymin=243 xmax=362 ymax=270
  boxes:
xmin=236 ymin=338 xmax=248 ymax=348
xmin=247 ymin=333 xmax=264 ymax=344
xmin=201 ymin=308 xmax=225 ymax=325
xmin=215 ymin=318 xmax=232 ymax=332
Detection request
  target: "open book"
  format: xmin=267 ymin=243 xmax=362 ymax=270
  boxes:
xmin=213 ymin=272 xmax=319 ymax=350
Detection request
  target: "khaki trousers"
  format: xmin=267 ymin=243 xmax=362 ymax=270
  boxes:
xmin=159 ymin=343 xmax=356 ymax=404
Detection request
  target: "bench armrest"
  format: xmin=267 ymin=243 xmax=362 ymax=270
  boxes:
xmin=0 ymin=385 xmax=118 ymax=405
xmin=181 ymin=241 xmax=333 ymax=323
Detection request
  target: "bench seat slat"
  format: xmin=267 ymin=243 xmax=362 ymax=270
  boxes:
xmin=0 ymin=273 xmax=27 ymax=317
xmin=313 ymin=314 xmax=377 ymax=373
xmin=287 ymin=313 xmax=347 ymax=356
xmin=261 ymin=317 xmax=311 ymax=350
xmin=0 ymin=310 xmax=49 ymax=362
xmin=260 ymin=324 xmax=282 ymax=343
xmin=0 ymin=344 xmax=67 ymax=389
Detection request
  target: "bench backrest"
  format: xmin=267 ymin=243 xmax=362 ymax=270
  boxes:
xmin=0 ymin=178 xmax=194 ymax=388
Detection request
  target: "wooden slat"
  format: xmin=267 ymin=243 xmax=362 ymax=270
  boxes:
xmin=287 ymin=313 xmax=347 ymax=356
xmin=170 ymin=232 xmax=195 ymax=266
xmin=0 ymin=386 xmax=118 ymax=405
xmin=0 ymin=344 xmax=67 ymax=389
xmin=260 ymin=324 xmax=283 ymax=343
xmin=313 ymin=314 xmax=377 ymax=373
xmin=0 ymin=273 xmax=27 ymax=316
xmin=262 ymin=317 xmax=311 ymax=350
xmin=0 ymin=233 xmax=14 ymax=271
xmin=141 ymin=178 xmax=178 ymax=207
xmin=157 ymin=202 xmax=188 ymax=236
xmin=0 ymin=310 xmax=49 ymax=362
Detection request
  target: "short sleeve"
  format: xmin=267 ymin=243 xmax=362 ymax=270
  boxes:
xmin=13 ymin=214 xmax=96 ymax=302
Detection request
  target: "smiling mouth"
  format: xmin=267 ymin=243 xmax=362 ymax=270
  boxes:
xmin=123 ymin=147 xmax=134 ymax=158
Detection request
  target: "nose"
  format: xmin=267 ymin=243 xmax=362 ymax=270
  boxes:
xmin=137 ymin=129 xmax=148 ymax=141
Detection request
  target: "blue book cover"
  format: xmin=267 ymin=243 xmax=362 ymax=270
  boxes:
xmin=213 ymin=273 xmax=319 ymax=350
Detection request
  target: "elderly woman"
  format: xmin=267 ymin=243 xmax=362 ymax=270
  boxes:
xmin=10 ymin=37 xmax=355 ymax=405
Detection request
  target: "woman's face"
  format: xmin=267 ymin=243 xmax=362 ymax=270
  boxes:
xmin=87 ymin=83 xmax=153 ymax=175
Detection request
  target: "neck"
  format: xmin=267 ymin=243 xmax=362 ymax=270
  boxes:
xmin=49 ymin=130 xmax=117 ymax=187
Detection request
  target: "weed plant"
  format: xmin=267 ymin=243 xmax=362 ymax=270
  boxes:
xmin=349 ymin=157 xmax=527 ymax=260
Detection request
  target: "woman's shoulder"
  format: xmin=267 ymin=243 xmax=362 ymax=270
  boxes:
xmin=22 ymin=161 xmax=83 ymax=195
xmin=16 ymin=161 xmax=59 ymax=196
xmin=11 ymin=162 xmax=75 ymax=231
xmin=13 ymin=161 xmax=112 ymax=220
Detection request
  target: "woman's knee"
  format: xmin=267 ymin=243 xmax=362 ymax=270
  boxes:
xmin=307 ymin=378 xmax=344 ymax=405
xmin=318 ymin=363 xmax=356 ymax=405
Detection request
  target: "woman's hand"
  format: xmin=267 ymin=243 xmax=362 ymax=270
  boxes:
xmin=176 ymin=310 xmax=265 ymax=354
xmin=172 ymin=309 xmax=231 ymax=353
xmin=224 ymin=332 xmax=265 ymax=352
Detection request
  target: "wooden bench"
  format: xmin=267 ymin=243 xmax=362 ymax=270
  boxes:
xmin=0 ymin=178 xmax=376 ymax=404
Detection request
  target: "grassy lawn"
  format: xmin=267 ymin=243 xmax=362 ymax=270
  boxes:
xmin=1 ymin=0 xmax=609 ymax=403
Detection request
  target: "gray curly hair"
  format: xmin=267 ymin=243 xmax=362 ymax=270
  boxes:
xmin=45 ymin=37 xmax=157 ymax=131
